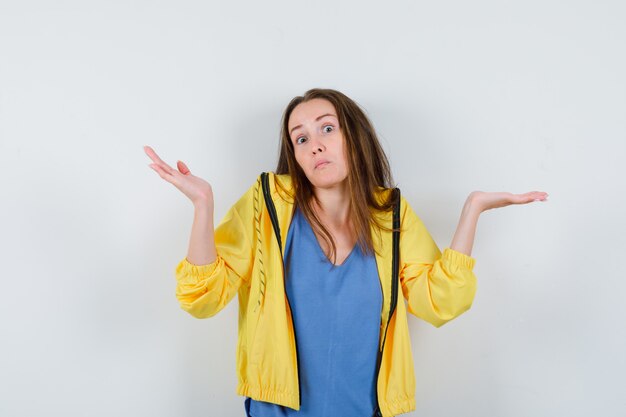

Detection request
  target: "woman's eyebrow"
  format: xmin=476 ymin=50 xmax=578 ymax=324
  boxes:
xmin=289 ymin=113 xmax=337 ymax=136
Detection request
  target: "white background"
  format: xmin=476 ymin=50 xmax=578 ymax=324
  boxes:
xmin=1 ymin=1 xmax=625 ymax=416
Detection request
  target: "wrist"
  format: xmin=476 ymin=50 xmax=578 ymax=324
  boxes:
xmin=463 ymin=194 xmax=483 ymax=216
xmin=193 ymin=200 xmax=214 ymax=212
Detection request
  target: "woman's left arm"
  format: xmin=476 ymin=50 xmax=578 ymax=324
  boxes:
xmin=450 ymin=190 xmax=549 ymax=257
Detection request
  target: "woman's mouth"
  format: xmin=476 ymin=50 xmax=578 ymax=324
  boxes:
xmin=315 ymin=159 xmax=330 ymax=169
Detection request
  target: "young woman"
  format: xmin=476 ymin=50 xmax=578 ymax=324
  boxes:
xmin=144 ymin=88 xmax=548 ymax=417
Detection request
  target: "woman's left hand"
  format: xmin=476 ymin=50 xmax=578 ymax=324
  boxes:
xmin=470 ymin=190 xmax=549 ymax=213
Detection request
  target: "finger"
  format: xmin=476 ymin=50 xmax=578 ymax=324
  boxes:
xmin=143 ymin=145 xmax=169 ymax=168
xmin=530 ymin=191 xmax=549 ymax=201
xmin=149 ymin=163 xmax=176 ymax=184
xmin=511 ymin=194 xmax=532 ymax=204
xmin=177 ymin=160 xmax=191 ymax=175
xmin=144 ymin=145 xmax=161 ymax=162
xmin=143 ymin=146 xmax=176 ymax=175
xmin=516 ymin=191 xmax=547 ymax=200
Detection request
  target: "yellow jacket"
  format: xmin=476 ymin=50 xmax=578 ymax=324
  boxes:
xmin=175 ymin=172 xmax=478 ymax=417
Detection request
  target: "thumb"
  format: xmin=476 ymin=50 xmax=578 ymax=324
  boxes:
xmin=177 ymin=160 xmax=191 ymax=175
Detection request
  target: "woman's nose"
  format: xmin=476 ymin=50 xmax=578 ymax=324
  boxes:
xmin=310 ymin=136 xmax=325 ymax=154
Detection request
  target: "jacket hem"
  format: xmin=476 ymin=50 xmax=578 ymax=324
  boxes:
xmin=236 ymin=381 xmax=299 ymax=411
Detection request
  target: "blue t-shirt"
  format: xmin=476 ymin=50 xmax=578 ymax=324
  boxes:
xmin=245 ymin=205 xmax=383 ymax=417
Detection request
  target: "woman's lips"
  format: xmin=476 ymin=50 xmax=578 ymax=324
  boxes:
xmin=315 ymin=161 xmax=330 ymax=169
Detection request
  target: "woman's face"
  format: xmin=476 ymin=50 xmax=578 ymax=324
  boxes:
xmin=287 ymin=98 xmax=349 ymax=191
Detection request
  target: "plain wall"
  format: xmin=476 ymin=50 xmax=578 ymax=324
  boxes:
xmin=1 ymin=1 xmax=625 ymax=416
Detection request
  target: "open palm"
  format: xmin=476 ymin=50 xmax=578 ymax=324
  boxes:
xmin=144 ymin=145 xmax=214 ymax=206
xmin=471 ymin=190 xmax=549 ymax=212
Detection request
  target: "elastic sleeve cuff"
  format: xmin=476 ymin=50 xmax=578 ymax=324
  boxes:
xmin=442 ymin=248 xmax=476 ymax=270
xmin=175 ymin=257 xmax=221 ymax=283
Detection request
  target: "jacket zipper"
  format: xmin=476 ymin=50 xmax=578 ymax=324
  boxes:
xmin=263 ymin=173 xmax=399 ymax=414
xmin=261 ymin=172 xmax=302 ymax=408
xmin=373 ymin=188 xmax=401 ymax=417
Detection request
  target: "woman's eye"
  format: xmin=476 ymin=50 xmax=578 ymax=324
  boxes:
xmin=323 ymin=125 xmax=333 ymax=133
xmin=296 ymin=136 xmax=306 ymax=144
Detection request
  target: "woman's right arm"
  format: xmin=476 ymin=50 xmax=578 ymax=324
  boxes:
xmin=186 ymin=201 xmax=217 ymax=265
xmin=144 ymin=145 xmax=253 ymax=318
xmin=144 ymin=145 xmax=217 ymax=265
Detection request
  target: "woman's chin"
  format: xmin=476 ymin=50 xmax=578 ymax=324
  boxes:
xmin=308 ymin=175 xmax=348 ymax=190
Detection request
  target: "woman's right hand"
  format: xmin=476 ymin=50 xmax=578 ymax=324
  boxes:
xmin=144 ymin=145 xmax=214 ymax=207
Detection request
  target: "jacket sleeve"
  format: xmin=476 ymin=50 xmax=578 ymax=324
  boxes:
xmin=399 ymin=196 xmax=478 ymax=328
xmin=174 ymin=180 xmax=258 ymax=318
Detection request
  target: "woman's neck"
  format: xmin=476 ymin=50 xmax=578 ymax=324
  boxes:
xmin=312 ymin=183 xmax=351 ymax=229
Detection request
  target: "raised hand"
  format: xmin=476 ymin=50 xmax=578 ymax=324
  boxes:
xmin=449 ymin=190 xmax=549 ymax=256
xmin=144 ymin=145 xmax=214 ymax=207
xmin=470 ymin=190 xmax=549 ymax=213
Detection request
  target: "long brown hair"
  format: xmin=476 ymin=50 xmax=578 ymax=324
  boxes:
xmin=276 ymin=88 xmax=399 ymax=265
